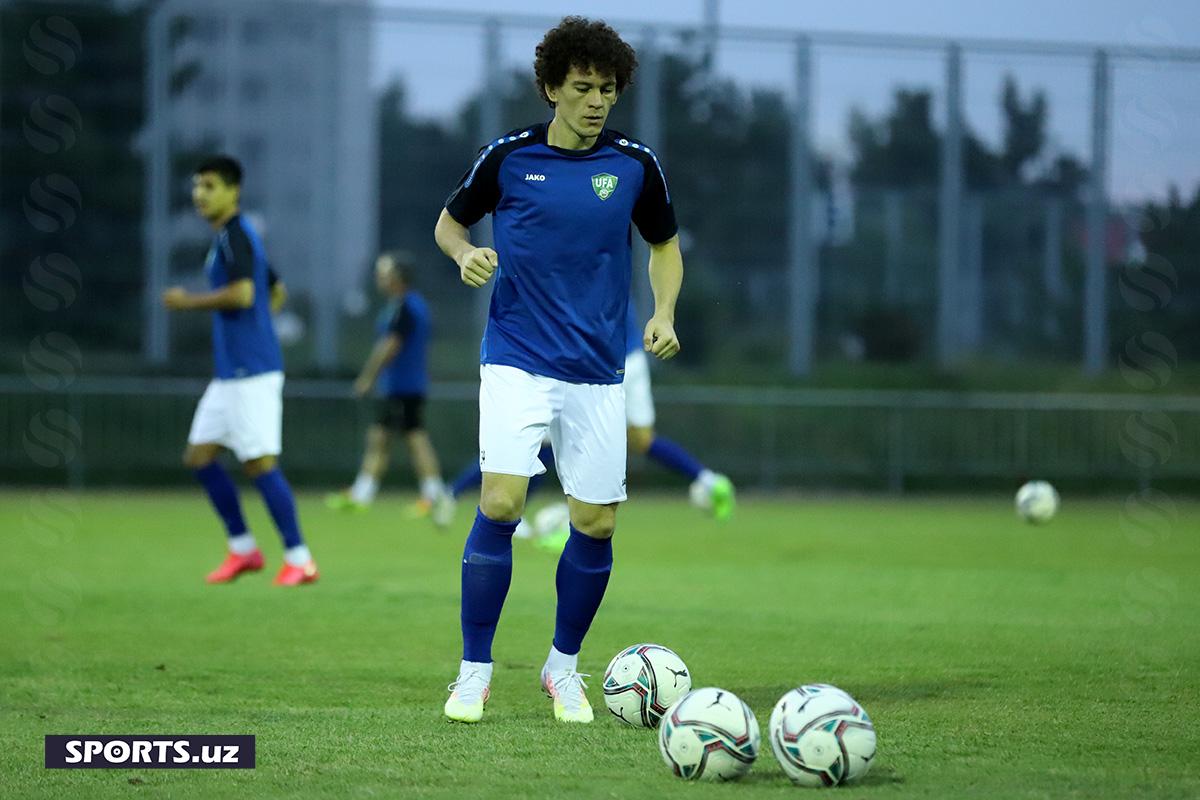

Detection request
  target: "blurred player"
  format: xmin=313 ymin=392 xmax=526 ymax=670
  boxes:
xmin=326 ymin=252 xmax=453 ymax=524
xmin=435 ymin=17 xmax=681 ymax=724
xmin=163 ymin=155 xmax=318 ymax=586
xmin=621 ymin=311 xmax=735 ymax=519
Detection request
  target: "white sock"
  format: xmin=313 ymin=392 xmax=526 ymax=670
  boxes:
xmin=350 ymin=473 xmax=378 ymax=504
xmin=460 ymin=659 xmax=493 ymax=682
xmin=228 ymin=533 xmax=257 ymax=555
xmin=420 ymin=476 xmax=446 ymax=503
xmin=284 ymin=544 xmax=312 ymax=567
xmin=696 ymin=469 xmax=718 ymax=491
xmin=544 ymin=645 xmax=578 ymax=674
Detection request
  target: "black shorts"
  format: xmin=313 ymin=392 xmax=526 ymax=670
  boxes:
xmin=376 ymin=394 xmax=425 ymax=433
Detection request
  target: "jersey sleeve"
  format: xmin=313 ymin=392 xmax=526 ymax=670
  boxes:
xmin=221 ymin=223 xmax=257 ymax=283
xmin=445 ymin=142 xmax=505 ymax=226
xmin=631 ymin=152 xmax=678 ymax=245
xmin=386 ymin=303 xmax=414 ymax=340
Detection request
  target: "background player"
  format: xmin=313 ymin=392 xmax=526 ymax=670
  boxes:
xmin=327 ymin=252 xmax=453 ymax=524
xmin=434 ymin=17 xmax=682 ymax=725
xmin=163 ymin=155 xmax=318 ymax=586
xmin=621 ymin=310 xmax=736 ymax=519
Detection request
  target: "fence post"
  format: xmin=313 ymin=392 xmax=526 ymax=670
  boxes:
xmin=787 ymin=36 xmax=816 ymax=376
xmin=887 ymin=408 xmax=904 ymax=494
xmin=1084 ymin=49 xmax=1110 ymax=376
xmin=937 ymin=43 xmax=964 ymax=366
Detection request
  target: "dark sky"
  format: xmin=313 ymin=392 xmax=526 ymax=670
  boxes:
xmin=373 ymin=0 xmax=1200 ymax=200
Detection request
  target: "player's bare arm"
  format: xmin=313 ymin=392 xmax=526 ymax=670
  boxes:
xmin=162 ymin=278 xmax=254 ymax=311
xmin=644 ymin=235 xmax=683 ymax=360
xmin=353 ymin=334 xmax=403 ymax=398
xmin=435 ymin=208 xmax=497 ymax=288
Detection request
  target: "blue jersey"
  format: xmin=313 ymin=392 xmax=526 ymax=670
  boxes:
xmin=204 ymin=214 xmax=283 ymax=379
xmin=446 ymin=123 xmax=677 ymax=384
xmin=376 ymin=291 xmax=431 ymax=396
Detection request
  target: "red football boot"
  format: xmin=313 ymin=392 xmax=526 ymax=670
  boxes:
xmin=205 ymin=550 xmax=265 ymax=584
xmin=273 ymin=561 xmax=319 ymax=586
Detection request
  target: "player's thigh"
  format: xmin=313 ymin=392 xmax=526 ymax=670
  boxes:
xmin=227 ymin=371 xmax=283 ymax=463
xmin=183 ymin=441 xmax=222 ymax=469
xmin=553 ymin=380 xmax=627 ymax=505
xmin=623 ymin=349 xmax=656 ymax=428
xmin=478 ymin=365 xmax=557 ymax=478
xmin=186 ymin=380 xmax=230 ymax=457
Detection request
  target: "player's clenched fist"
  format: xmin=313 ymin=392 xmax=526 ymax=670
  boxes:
xmin=643 ymin=316 xmax=681 ymax=360
xmin=457 ymin=247 xmax=498 ymax=288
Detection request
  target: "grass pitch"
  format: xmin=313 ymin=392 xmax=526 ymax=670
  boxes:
xmin=1 ymin=489 xmax=1197 ymax=799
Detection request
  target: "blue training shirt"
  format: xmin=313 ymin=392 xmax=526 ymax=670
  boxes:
xmin=376 ymin=290 xmax=432 ymax=396
xmin=204 ymin=214 xmax=283 ymax=379
xmin=445 ymin=122 xmax=677 ymax=385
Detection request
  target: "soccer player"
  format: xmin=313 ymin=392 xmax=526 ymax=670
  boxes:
xmin=163 ymin=155 xmax=318 ymax=587
xmin=435 ymin=17 xmax=681 ymax=724
xmin=622 ymin=311 xmax=736 ymax=520
xmin=326 ymin=252 xmax=453 ymax=524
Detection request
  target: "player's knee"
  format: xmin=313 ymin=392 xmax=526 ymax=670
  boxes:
xmin=479 ymin=486 xmax=525 ymax=522
xmin=183 ymin=447 xmax=212 ymax=470
xmin=242 ymin=455 xmax=275 ymax=477
xmin=569 ymin=505 xmax=617 ymax=539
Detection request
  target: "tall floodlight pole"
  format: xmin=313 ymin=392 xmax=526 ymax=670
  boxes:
xmin=143 ymin=2 xmax=170 ymax=364
xmin=475 ymin=18 xmax=503 ymax=332
xmin=634 ymin=27 xmax=662 ymax=325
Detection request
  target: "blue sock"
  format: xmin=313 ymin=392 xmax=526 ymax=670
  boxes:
xmin=552 ymin=525 xmax=614 ymax=656
xmin=450 ymin=462 xmax=483 ymax=499
xmin=253 ymin=468 xmax=304 ymax=549
xmin=647 ymin=436 xmax=705 ymax=482
xmin=194 ymin=462 xmax=248 ymax=538
xmin=461 ymin=508 xmax=518 ymax=663
xmin=528 ymin=443 xmax=556 ymax=496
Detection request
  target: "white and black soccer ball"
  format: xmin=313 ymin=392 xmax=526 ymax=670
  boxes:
xmin=1015 ymin=480 xmax=1059 ymax=524
xmin=602 ymin=643 xmax=691 ymax=727
xmin=533 ymin=502 xmax=570 ymax=538
xmin=768 ymin=684 xmax=876 ymax=788
xmin=658 ymin=687 xmax=760 ymax=781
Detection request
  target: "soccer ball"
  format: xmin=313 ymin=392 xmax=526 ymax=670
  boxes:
xmin=768 ymin=684 xmax=876 ymax=787
xmin=602 ymin=643 xmax=691 ymax=727
xmin=658 ymin=687 xmax=760 ymax=781
xmin=1015 ymin=480 xmax=1059 ymax=523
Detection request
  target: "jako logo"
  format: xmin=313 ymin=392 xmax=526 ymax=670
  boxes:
xmin=524 ymin=173 xmax=546 ymax=181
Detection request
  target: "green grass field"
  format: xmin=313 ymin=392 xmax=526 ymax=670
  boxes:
xmin=2 ymin=490 xmax=1197 ymax=799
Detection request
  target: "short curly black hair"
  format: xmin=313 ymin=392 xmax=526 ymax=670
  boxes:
xmin=533 ymin=16 xmax=638 ymax=107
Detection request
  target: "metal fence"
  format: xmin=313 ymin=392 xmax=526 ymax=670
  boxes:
xmin=130 ymin=2 xmax=1200 ymax=379
xmin=4 ymin=377 xmax=1198 ymax=493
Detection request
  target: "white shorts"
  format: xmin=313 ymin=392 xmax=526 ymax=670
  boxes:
xmin=479 ymin=364 xmax=627 ymax=504
xmin=623 ymin=349 xmax=656 ymax=428
xmin=187 ymin=371 xmax=284 ymax=462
